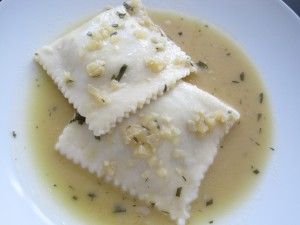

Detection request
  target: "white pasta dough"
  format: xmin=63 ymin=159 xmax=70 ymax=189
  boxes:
xmin=35 ymin=0 xmax=196 ymax=136
xmin=56 ymin=82 xmax=240 ymax=225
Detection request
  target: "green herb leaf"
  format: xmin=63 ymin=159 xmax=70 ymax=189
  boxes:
xmin=94 ymin=136 xmax=101 ymax=141
xmin=176 ymin=187 xmax=182 ymax=197
xmin=112 ymin=24 xmax=119 ymax=28
xmin=257 ymin=113 xmax=262 ymax=122
xmin=240 ymin=72 xmax=245 ymax=81
xmin=87 ymin=192 xmax=97 ymax=201
xmin=196 ymin=60 xmax=208 ymax=70
xmin=163 ymin=85 xmax=167 ymax=93
xmin=113 ymin=204 xmax=127 ymax=213
xmin=112 ymin=64 xmax=128 ymax=82
xmin=12 ymin=131 xmax=16 ymax=138
xmin=259 ymin=92 xmax=264 ymax=104
xmin=253 ymin=169 xmax=260 ymax=175
xmin=206 ymin=198 xmax=213 ymax=207
xmin=110 ymin=31 xmax=118 ymax=36
xmin=69 ymin=112 xmax=86 ymax=125
xmin=123 ymin=2 xmax=133 ymax=12
xmin=116 ymin=11 xmax=126 ymax=19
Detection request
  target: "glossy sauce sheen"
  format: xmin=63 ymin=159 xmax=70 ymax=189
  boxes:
xmin=28 ymin=10 xmax=273 ymax=225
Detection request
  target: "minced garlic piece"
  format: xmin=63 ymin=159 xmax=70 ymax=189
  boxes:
xmin=150 ymin=37 xmax=159 ymax=44
xmin=110 ymin=79 xmax=125 ymax=91
xmin=138 ymin=16 xmax=154 ymax=28
xmin=87 ymin=84 xmax=111 ymax=105
xmin=156 ymin=167 xmax=167 ymax=178
xmin=188 ymin=111 xmax=228 ymax=135
xmin=103 ymin=160 xmax=115 ymax=176
xmin=110 ymin=35 xmax=121 ymax=44
xmin=145 ymin=58 xmax=166 ymax=73
xmin=123 ymin=113 xmax=180 ymax=174
xmin=85 ymin=39 xmax=102 ymax=51
xmin=93 ymin=25 xmax=116 ymax=41
xmin=63 ymin=71 xmax=74 ymax=84
xmin=86 ymin=60 xmax=106 ymax=77
xmin=173 ymin=57 xmax=188 ymax=66
xmin=154 ymin=42 xmax=165 ymax=52
xmin=133 ymin=30 xmax=147 ymax=39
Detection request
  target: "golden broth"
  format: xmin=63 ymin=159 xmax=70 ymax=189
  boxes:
xmin=28 ymin=10 xmax=273 ymax=225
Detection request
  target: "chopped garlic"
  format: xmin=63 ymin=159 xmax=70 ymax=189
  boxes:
xmin=110 ymin=35 xmax=121 ymax=44
xmin=85 ymin=39 xmax=102 ymax=51
xmin=145 ymin=58 xmax=166 ymax=73
xmin=133 ymin=30 xmax=147 ymax=39
xmin=63 ymin=71 xmax=74 ymax=84
xmin=155 ymin=42 xmax=165 ymax=52
xmin=188 ymin=111 xmax=228 ymax=135
xmin=122 ymin=113 xmax=180 ymax=176
xmin=86 ymin=60 xmax=106 ymax=77
xmin=138 ymin=16 xmax=154 ymax=28
xmin=156 ymin=167 xmax=167 ymax=178
xmin=87 ymin=84 xmax=110 ymax=105
xmin=103 ymin=160 xmax=115 ymax=176
xmin=150 ymin=37 xmax=159 ymax=44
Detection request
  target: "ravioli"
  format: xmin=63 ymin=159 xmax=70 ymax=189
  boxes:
xmin=56 ymin=82 xmax=240 ymax=225
xmin=34 ymin=0 xmax=196 ymax=136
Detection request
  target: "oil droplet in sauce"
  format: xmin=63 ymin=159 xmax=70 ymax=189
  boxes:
xmin=28 ymin=10 xmax=273 ymax=225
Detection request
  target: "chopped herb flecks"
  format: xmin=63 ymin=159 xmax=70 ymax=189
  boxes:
xmin=123 ymin=2 xmax=133 ymax=12
xmin=72 ymin=195 xmax=78 ymax=201
xmin=182 ymin=176 xmax=187 ymax=182
xmin=270 ymin=147 xmax=275 ymax=151
xmin=206 ymin=198 xmax=213 ymax=207
xmin=252 ymin=169 xmax=260 ymax=175
xmin=113 ymin=204 xmax=127 ymax=213
xmin=116 ymin=11 xmax=126 ymax=19
xmin=240 ymin=72 xmax=245 ymax=81
xmin=257 ymin=113 xmax=262 ymax=122
xmin=178 ymin=31 xmax=183 ymax=36
xmin=259 ymin=92 xmax=264 ymax=104
xmin=87 ymin=31 xmax=93 ymax=37
xmin=12 ymin=131 xmax=17 ymax=138
xmin=232 ymin=80 xmax=240 ymax=84
xmin=69 ymin=112 xmax=86 ymax=125
xmin=112 ymin=64 xmax=128 ymax=82
xmin=176 ymin=187 xmax=182 ymax=197
xmin=94 ymin=136 xmax=101 ymax=141
xmin=163 ymin=85 xmax=167 ymax=93
xmin=250 ymin=138 xmax=260 ymax=146
xmin=110 ymin=31 xmax=118 ymax=36
xmin=209 ymin=220 xmax=214 ymax=224
xmin=197 ymin=60 xmax=208 ymax=70
xmin=87 ymin=192 xmax=97 ymax=201
xmin=112 ymin=24 xmax=119 ymax=28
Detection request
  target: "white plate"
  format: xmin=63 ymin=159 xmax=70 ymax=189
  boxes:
xmin=0 ymin=0 xmax=300 ymax=224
